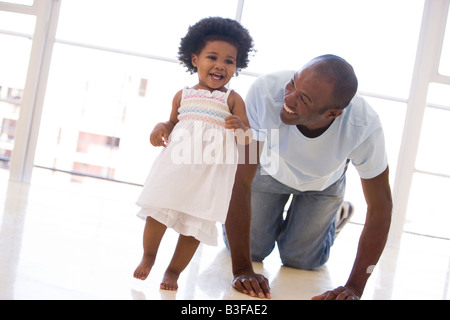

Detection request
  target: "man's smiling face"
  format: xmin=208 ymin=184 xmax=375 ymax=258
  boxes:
xmin=281 ymin=67 xmax=337 ymax=129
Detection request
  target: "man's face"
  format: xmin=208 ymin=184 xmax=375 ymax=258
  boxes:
xmin=280 ymin=67 xmax=336 ymax=127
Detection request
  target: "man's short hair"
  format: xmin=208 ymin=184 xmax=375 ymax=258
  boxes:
xmin=310 ymin=54 xmax=358 ymax=111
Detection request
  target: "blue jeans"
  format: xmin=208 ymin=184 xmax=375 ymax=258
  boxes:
xmin=250 ymin=165 xmax=346 ymax=270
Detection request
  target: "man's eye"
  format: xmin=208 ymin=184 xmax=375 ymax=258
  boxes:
xmin=300 ymin=96 xmax=306 ymax=105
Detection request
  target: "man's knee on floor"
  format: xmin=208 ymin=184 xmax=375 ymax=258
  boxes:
xmin=279 ymin=246 xmax=331 ymax=270
xmin=250 ymin=241 xmax=276 ymax=263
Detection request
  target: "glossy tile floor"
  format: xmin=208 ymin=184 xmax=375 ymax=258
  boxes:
xmin=0 ymin=168 xmax=449 ymax=300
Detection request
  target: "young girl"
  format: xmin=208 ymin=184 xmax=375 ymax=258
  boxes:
xmin=133 ymin=17 xmax=254 ymax=290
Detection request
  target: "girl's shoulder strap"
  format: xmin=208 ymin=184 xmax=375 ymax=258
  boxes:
xmin=181 ymin=86 xmax=190 ymax=98
xmin=226 ymin=89 xmax=237 ymax=112
xmin=225 ymin=88 xmax=234 ymax=105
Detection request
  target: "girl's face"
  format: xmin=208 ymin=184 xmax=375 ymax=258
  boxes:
xmin=191 ymin=40 xmax=238 ymax=92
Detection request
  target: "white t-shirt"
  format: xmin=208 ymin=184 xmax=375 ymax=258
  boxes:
xmin=246 ymin=70 xmax=388 ymax=191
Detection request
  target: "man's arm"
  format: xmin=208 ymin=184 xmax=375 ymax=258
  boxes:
xmin=225 ymin=141 xmax=271 ymax=299
xmin=312 ymin=166 xmax=393 ymax=300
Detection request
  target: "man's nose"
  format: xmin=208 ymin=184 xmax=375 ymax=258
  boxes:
xmin=284 ymin=87 xmax=296 ymax=104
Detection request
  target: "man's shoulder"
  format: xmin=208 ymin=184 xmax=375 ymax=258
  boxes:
xmin=343 ymin=94 xmax=381 ymax=128
xmin=248 ymin=70 xmax=294 ymax=106
xmin=253 ymin=70 xmax=294 ymax=88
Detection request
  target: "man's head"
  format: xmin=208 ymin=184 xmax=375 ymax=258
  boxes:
xmin=281 ymin=55 xmax=358 ymax=128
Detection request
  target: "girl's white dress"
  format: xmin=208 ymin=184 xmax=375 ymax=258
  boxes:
xmin=136 ymin=88 xmax=238 ymax=246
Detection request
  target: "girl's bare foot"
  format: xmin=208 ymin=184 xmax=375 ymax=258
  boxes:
xmin=160 ymin=269 xmax=180 ymax=291
xmin=133 ymin=254 xmax=155 ymax=280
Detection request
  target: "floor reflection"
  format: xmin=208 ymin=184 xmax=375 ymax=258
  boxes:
xmin=0 ymin=171 xmax=449 ymax=300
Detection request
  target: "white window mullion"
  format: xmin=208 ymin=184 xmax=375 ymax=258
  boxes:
xmin=235 ymin=0 xmax=245 ymax=22
xmin=8 ymin=0 xmax=61 ymax=182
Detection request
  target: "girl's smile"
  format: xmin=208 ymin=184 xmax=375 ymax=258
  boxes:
xmin=210 ymin=73 xmax=224 ymax=81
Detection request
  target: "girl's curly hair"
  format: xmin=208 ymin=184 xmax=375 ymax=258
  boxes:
xmin=178 ymin=17 xmax=255 ymax=74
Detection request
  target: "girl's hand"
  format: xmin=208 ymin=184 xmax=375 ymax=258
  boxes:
xmin=225 ymin=115 xmax=252 ymax=145
xmin=225 ymin=115 xmax=245 ymax=130
xmin=149 ymin=122 xmax=174 ymax=147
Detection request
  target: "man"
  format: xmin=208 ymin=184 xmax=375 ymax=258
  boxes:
xmin=224 ymin=55 xmax=393 ymax=300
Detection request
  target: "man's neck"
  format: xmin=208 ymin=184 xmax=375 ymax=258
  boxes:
xmin=296 ymin=120 xmax=334 ymax=138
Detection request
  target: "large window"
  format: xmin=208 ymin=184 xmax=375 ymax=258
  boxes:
xmin=1 ymin=0 xmax=449 ymax=240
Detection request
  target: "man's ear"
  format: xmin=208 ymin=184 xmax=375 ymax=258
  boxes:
xmin=326 ymin=109 xmax=343 ymax=119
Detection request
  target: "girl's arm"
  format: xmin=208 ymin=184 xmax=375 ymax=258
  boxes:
xmin=225 ymin=91 xmax=253 ymax=145
xmin=150 ymin=90 xmax=182 ymax=147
